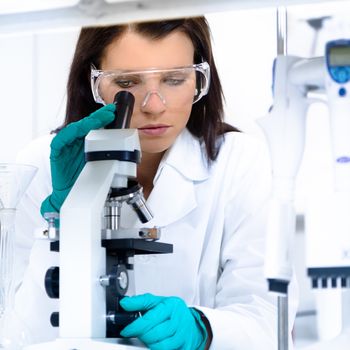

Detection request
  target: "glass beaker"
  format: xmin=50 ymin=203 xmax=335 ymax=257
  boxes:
xmin=0 ymin=163 xmax=37 ymax=349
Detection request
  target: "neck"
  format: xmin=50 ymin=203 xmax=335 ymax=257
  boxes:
xmin=137 ymin=151 xmax=165 ymax=199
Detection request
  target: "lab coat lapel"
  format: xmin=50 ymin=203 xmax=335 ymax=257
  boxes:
xmin=146 ymin=165 xmax=196 ymax=227
xmin=145 ymin=129 xmax=210 ymax=228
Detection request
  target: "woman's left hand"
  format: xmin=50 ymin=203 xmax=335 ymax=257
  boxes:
xmin=120 ymin=293 xmax=207 ymax=350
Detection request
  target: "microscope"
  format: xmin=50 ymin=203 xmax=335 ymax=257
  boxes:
xmin=25 ymin=91 xmax=173 ymax=349
xmin=259 ymin=39 xmax=350 ymax=349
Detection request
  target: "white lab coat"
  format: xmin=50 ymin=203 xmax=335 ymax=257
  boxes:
xmin=14 ymin=128 xmax=297 ymax=349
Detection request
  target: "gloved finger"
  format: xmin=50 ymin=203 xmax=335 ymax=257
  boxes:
xmin=149 ymin=326 xmax=188 ymax=350
xmin=143 ymin=300 xmax=187 ymax=346
xmin=149 ymin=306 xmax=200 ymax=350
xmin=50 ymin=104 xmax=115 ymax=158
xmin=138 ymin=319 xmax=177 ymax=345
xmin=79 ymin=104 xmax=116 ymax=133
xmin=120 ymin=302 xmax=170 ymax=338
xmin=120 ymin=293 xmax=164 ymax=312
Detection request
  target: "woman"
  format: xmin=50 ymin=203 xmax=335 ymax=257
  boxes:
xmin=16 ymin=16 xmax=297 ymax=349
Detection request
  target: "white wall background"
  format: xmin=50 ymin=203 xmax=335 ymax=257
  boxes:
xmin=0 ymin=27 xmax=79 ymax=163
xmin=2 ymin=2 xmax=350 ymax=348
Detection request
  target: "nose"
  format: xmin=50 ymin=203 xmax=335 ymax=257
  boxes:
xmin=140 ymin=90 xmax=166 ymax=114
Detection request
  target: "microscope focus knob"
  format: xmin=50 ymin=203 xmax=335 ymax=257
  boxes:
xmin=50 ymin=312 xmax=59 ymax=327
xmin=100 ymin=264 xmax=129 ymax=296
xmin=113 ymin=264 xmax=129 ymax=296
xmin=106 ymin=311 xmax=140 ymax=326
xmin=45 ymin=266 xmax=59 ymax=299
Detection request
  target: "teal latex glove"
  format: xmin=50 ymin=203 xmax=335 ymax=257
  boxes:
xmin=120 ymin=293 xmax=207 ymax=350
xmin=41 ymin=104 xmax=116 ymax=216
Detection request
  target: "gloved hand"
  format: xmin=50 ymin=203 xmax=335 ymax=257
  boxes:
xmin=41 ymin=104 xmax=116 ymax=216
xmin=120 ymin=293 xmax=207 ymax=350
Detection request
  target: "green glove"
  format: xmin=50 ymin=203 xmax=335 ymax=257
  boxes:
xmin=120 ymin=293 xmax=207 ymax=350
xmin=41 ymin=104 xmax=116 ymax=216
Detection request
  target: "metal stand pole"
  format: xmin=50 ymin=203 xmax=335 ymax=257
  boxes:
xmin=277 ymin=6 xmax=288 ymax=56
xmin=276 ymin=6 xmax=289 ymax=350
xmin=278 ymin=295 xmax=289 ymax=350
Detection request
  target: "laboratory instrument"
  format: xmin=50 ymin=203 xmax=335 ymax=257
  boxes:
xmin=259 ymin=38 xmax=350 ymax=350
xmin=0 ymin=163 xmax=37 ymax=349
xmin=306 ymin=39 xmax=350 ymax=284
xmin=25 ymin=91 xmax=173 ymax=350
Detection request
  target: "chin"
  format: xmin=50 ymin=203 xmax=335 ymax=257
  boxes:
xmin=141 ymin=141 xmax=172 ymax=155
xmin=139 ymin=132 xmax=182 ymax=154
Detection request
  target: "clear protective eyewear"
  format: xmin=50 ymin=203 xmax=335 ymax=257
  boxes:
xmin=90 ymin=62 xmax=210 ymax=107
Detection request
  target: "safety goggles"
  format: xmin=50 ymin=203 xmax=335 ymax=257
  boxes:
xmin=90 ymin=62 xmax=210 ymax=107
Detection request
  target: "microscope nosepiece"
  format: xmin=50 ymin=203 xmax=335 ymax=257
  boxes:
xmin=110 ymin=180 xmax=153 ymax=223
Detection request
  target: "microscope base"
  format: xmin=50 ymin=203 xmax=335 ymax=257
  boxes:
xmin=24 ymin=338 xmax=145 ymax=349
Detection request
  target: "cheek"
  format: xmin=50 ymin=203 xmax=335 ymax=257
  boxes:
xmin=172 ymin=104 xmax=193 ymax=127
xmin=169 ymin=94 xmax=194 ymax=127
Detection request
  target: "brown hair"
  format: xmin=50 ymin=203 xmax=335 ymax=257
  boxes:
xmin=61 ymin=17 xmax=238 ymax=162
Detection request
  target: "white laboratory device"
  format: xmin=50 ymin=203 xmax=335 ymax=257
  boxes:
xmin=260 ymin=39 xmax=350 ymax=349
xmin=259 ymin=54 xmax=309 ymax=295
xmin=258 ymin=53 xmax=310 ymax=350
xmin=307 ymin=40 xmax=350 ymax=288
xmin=24 ymin=92 xmax=172 ymax=350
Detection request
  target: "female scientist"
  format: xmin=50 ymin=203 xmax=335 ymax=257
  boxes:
xmin=15 ymin=16 xmax=297 ymax=349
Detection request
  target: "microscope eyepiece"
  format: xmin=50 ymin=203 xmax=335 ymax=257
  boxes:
xmin=106 ymin=91 xmax=135 ymax=129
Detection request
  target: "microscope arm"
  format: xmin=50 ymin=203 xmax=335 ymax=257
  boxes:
xmin=59 ymin=159 xmax=123 ymax=338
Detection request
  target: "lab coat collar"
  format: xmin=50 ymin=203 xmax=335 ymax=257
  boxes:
xmin=154 ymin=128 xmax=210 ymax=184
xmin=146 ymin=128 xmax=211 ymax=228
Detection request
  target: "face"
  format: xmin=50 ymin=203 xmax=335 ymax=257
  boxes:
xmin=100 ymin=30 xmax=195 ymax=155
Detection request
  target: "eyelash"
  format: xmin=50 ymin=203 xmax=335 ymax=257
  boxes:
xmin=164 ymin=78 xmax=186 ymax=86
xmin=113 ymin=79 xmax=139 ymax=88
xmin=111 ymin=77 xmax=188 ymax=89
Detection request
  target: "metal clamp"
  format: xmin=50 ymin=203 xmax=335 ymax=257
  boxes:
xmin=43 ymin=212 xmax=60 ymax=240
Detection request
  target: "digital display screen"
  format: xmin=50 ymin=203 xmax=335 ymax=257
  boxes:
xmin=329 ymin=46 xmax=350 ymax=66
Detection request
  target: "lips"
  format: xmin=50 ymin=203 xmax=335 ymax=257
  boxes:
xmin=138 ymin=124 xmax=171 ymax=136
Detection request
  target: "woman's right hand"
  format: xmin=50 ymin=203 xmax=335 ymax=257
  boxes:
xmin=40 ymin=104 xmax=116 ymax=217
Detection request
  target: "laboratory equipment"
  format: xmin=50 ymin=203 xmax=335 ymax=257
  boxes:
xmin=306 ymin=39 xmax=350 ymax=282
xmin=259 ymin=53 xmax=309 ymax=350
xmin=260 ymin=38 xmax=350 ymax=349
xmin=258 ymin=8 xmax=308 ymax=350
xmin=0 ymin=163 xmax=37 ymax=349
xmin=303 ymin=39 xmax=350 ymax=350
xmin=25 ymin=91 xmax=173 ymax=350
